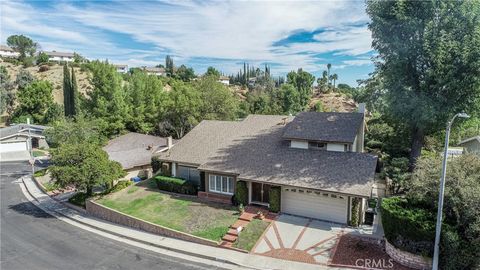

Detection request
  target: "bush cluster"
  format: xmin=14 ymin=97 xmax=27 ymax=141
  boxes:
xmin=349 ymin=197 xmax=361 ymax=227
xmin=151 ymin=156 xmax=162 ymax=174
xmin=268 ymin=186 xmax=281 ymax=212
xmin=155 ymin=175 xmax=197 ymax=195
xmin=33 ymin=168 xmax=48 ymax=177
xmin=381 ymin=197 xmax=435 ymax=256
xmin=68 ymin=192 xmax=89 ymax=208
xmin=233 ymin=181 xmax=248 ymax=206
xmin=109 ymin=180 xmax=132 ymax=193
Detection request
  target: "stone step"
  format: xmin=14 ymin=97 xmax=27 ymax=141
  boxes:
xmin=227 ymin=228 xmax=239 ymax=236
xmin=231 ymin=220 xmax=249 ymax=230
xmin=220 ymin=241 xmax=233 ymax=248
xmin=222 ymin=234 xmax=237 ymax=243
xmin=239 ymin=213 xmax=254 ymax=222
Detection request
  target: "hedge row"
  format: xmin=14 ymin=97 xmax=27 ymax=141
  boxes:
xmin=155 ymin=175 xmax=197 ymax=195
xmin=381 ymin=197 xmax=436 ymax=255
xmin=268 ymin=186 xmax=281 ymax=212
xmin=234 ymin=181 xmax=248 ymax=206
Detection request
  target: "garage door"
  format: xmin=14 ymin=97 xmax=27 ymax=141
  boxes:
xmin=0 ymin=142 xmax=28 ymax=153
xmin=281 ymin=187 xmax=348 ymax=224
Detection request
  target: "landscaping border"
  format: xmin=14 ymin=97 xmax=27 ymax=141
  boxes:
xmin=385 ymin=239 xmax=432 ymax=270
xmin=86 ymin=199 xmax=219 ymax=246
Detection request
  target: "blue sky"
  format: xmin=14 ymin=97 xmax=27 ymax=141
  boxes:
xmin=1 ymin=0 xmax=375 ymax=86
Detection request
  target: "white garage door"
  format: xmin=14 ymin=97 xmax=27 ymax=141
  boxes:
xmin=281 ymin=187 xmax=348 ymax=224
xmin=0 ymin=142 xmax=28 ymax=153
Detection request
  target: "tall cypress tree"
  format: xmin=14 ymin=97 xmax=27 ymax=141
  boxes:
xmin=63 ymin=64 xmax=72 ymax=116
xmin=71 ymin=67 xmax=79 ymax=116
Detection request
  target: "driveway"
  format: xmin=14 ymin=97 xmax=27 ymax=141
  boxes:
xmin=251 ymin=214 xmax=344 ymax=265
xmin=0 ymin=150 xmax=31 ymax=162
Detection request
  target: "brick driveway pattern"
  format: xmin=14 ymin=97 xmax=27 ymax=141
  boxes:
xmin=251 ymin=214 xmax=344 ymax=265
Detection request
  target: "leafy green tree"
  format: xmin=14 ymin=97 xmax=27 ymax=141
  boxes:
xmin=50 ymin=142 xmax=125 ymax=196
xmin=44 ymin=117 xmax=107 ymax=148
xmin=0 ymin=66 xmax=15 ymax=115
xmin=159 ymin=81 xmax=201 ymax=138
xmin=366 ymin=0 xmax=480 ymax=169
xmin=63 ymin=64 xmax=72 ymax=116
xmin=274 ymin=83 xmax=302 ymax=114
xmin=37 ymin=52 xmax=49 ymax=64
xmin=286 ymin=68 xmax=315 ymax=108
xmin=313 ymin=101 xmax=324 ymax=112
xmin=195 ymin=76 xmax=238 ymax=121
xmin=13 ymin=80 xmax=53 ymax=124
xmin=175 ymin=65 xmax=196 ymax=82
xmin=331 ymin=73 xmax=338 ymax=89
xmin=85 ymin=61 xmax=128 ymax=136
xmin=71 ymin=67 xmax=80 ymax=115
xmin=244 ymin=91 xmax=278 ymax=115
xmin=205 ymin=66 xmax=221 ymax=78
xmin=125 ymin=70 xmax=167 ymax=133
xmin=165 ymin=55 xmax=174 ymax=76
xmin=6 ymin=35 xmax=37 ymax=60
xmin=73 ymin=52 xmax=86 ymax=63
xmin=15 ymin=69 xmax=35 ymax=90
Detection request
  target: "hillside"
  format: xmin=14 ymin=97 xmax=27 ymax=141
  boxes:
xmin=0 ymin=61 xmax=92 ymax=104
xmin=309 ymin=92 xmax=357 ymax=112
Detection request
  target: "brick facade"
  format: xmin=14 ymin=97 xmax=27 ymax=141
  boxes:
xmin=86 ymin=200 xmax=218 ymax=246
xmin=385 ymin=239 xmax=432 ymax=270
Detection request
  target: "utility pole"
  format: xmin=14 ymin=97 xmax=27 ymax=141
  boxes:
xmin=27 ymin=118 xmax=34 ymax=174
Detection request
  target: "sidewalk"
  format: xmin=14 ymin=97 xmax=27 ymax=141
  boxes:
xmin=21 ymin=175 xmax=333 ymax=270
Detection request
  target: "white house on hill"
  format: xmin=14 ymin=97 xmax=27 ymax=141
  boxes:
xmin=0 ymin=45 xmax=20 ymax=58
xmin=43 ymin=51 xmax=74 ymax=62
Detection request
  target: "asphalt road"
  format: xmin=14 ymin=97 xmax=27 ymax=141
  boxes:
xmin=0 ymin=162 xmax=227 ymax=270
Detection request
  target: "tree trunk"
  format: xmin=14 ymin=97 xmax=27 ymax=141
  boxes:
xmin=86 ymin=185 xmax=93 ymax=197
xmin=409 ymin=125 xmax=425 ymax=171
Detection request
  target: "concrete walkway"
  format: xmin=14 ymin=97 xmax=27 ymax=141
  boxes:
xmin=20 ymin=175 xmax=337 ymax=270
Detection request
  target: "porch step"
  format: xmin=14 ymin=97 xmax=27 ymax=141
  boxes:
xmin=231 ymin=220 xmax=249 ymax=230
xmin=227 ymin=228 xmax=239 ymax=236
xmin=239 ymin=213 xmax=254 ymax=222
xmin=220 ymin=241 xmax=233 ymax=248
xmin=222 ymin=234 xmax=237 ymax=243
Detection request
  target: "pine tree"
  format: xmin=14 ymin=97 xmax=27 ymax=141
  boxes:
xmin=71 ymin=67 xmax=79 ymax=116
xmin=63 ymin=64 xmax=72 ymax=116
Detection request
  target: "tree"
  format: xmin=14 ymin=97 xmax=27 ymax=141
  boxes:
xmin=159 ymin=81 xmax=202 ymax=138
xmin=50 ymin=142 xmax=125 ymax=196
xmin=195 ymin=76 xmax=238 ymax=120
xmin=6 ymin=35 xmax=37 ymax=60
xmin=15 ymin=69 xmax=35 ymax=90
xmin=73 ymin=52 xmax=86 ymax=63
xmin=331 ymin=74 xmax=338 ymax=89
xmin=286 ymin=68 xmax=315 ymax=107
xmin=13 ymin=80 xmax=54 ymax=124
xmin=63 ymin=64 xmax=72 ymax=116
xmin=44 ymin=117 xmax=107 ymax=148
xmin=175 ymin=65 xmax=196 ymax=82
xmin=366 ymin=0 xmax=480 ymax=169
xmin=125 ymin=70 xmax=167 ymax=133
xmin=274 ymin=83 xmax=302 ymax=114
xmin=326 ymin=63 xmax=332 ymax=85
xmin=70 ymin=67 xmax=80 ymax=115
xmin=37 ymin=52 xmax=49 ymax=64
xmin=205 ymin=66 xmax=221 ymax=78
xmin=0 ymin=66 xmax=15 ymax=115
xmin=165 ymin=55 xmax=174 ymax=76
xmin=85 ymin=61 xmax=128 ymax=136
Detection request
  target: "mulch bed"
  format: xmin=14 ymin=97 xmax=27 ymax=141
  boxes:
xmin=330 ymin=235 xmax=413 ymax=270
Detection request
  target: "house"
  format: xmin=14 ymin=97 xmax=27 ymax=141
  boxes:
xmin=103 ymin=133 xmax=174 ymax=179
xmin=143 ymin=67 xmax=166 ymax=76
xmin=218 ymin=76 xmax=230 ymax=85
xmin=114 ymin=64 xmax=129 ymax=74
xmin=0 ymin=124 xmax=48 ymax=154
xmin=43 ymin=51 xmax=74 ymax=62
xmin=0 ymin=45 xmax=20 ymax=58
xmin=458 ymin=135 xmax=480 ymax=156
xmin=155 ymin=107 xmax=378 ymax=225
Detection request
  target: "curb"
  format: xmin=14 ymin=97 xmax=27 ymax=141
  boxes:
xmin=20 ymin=176 xmax=255 ymax=269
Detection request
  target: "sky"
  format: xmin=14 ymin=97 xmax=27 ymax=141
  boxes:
xmin=1 ymin=0 xmax=375 ymax=86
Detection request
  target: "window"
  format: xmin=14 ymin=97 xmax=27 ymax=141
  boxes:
xmin=209 ymin=174 xmax=234 ymax=195
xmin=308 ymin=142 xmax=327 ymax=150
xmin=178 ymin=166 xmax=200 ymax=185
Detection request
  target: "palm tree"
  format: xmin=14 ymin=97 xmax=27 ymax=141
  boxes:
xmin=326 ymin=63 xmax=332 ymax=85
xmin=332 ymin=74 xmax=338 ymax=89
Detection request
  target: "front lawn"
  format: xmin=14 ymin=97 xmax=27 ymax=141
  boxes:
xmin=96 ymin=179 xmax=239 ymax=241
xmin=234 ymin=219 xmax=270 ymax=251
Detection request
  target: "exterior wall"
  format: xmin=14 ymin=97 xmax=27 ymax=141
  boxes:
xmin=352 ymin=135 xmax=358 ymax=152
xmin=327 ymin=143 xmax=346 ymax=152
xmin=0 ymin=50 xmax=20 ymax=58
xmin=124 ymin=166 xmax=151 ymax=180
xmin=171 ymin=162 xmax=177 ymax=177
xmin=218 ymin=79 xmax=229 ymax=85
xmin=49 ymin=56 xmax=74 ymax=62
xmin=385 ymin=240 xmax=432 ymax=270
xmin=290 ymin=140 xmax=308 ymax=149
xmin=86 ymin=200 xmax=218 ymax=246
xmin=198 ymin=172 xmax=236 ymax=204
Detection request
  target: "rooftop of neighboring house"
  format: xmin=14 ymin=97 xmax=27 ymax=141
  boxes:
xmin=458 ymin=135 xmax=480 ymax=145
xmin=218 ymin=75 xmax=229 ymax=80
xmin=0 ymin=45 xmax=15 ymax=52
xmin=282 ymin=112 xmax=364 ymax=144
xmin=114 ymin=64 xmax=128 ymax=68
xmin=0 ymin=124 xmax=47 ymax=140
xmin=103 ymin=132 xmax=173 ymax=170
xmin=43 ymin=51 xmax=75 ymax=57
xmin=157 ymin=113 xmax=377 ymax=197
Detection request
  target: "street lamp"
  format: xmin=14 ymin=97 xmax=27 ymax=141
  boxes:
xmin=432 ymin=112 xmax=470 ymax=270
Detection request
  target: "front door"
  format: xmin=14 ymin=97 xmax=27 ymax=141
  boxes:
xmin=251 ymin=182 xmax=271 ymax=204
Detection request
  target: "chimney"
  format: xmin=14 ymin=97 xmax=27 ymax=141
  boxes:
xmin=167 ymin=136 xmax=173 ymax=149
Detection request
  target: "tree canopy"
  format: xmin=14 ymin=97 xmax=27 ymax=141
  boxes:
xmin=6 ymin=35 xmax=37 ymax=60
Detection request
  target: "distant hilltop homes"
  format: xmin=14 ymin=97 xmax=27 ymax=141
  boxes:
xmin=0 ymin=45 xmax=20 ymax=58
xmin=42 ymin=51 xmax=75 ymax=62
xmin=142 ymin=66 xmax=166 ymax=76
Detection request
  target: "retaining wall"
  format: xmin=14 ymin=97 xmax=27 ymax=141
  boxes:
xmin=385 ymin=239 xmax=432 ymax=270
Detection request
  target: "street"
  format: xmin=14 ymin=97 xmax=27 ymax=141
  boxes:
xmin=0 ymin=161 xmax=227 ymax=270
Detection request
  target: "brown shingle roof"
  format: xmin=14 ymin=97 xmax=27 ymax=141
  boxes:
xmin=282 ymin=112 xmax=364 ymax=143
xmin=0 ymin=45 xmax=14 ymax=52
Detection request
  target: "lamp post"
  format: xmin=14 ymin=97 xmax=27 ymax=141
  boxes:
xmin=432 ymin=112 xmax=469 ymax=270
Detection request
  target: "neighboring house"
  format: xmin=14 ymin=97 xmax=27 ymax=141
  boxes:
xmin=103 ymin=133 xmax=174 ymax=179
xmin=143 ymin=67 xmax=166 ymax=76
xmin=0 ymin=45 xmax=20 ymax=58
xmin=218 ymin=76 xmax=230 ymax=85
xmin=458 ymin=135 xmax=480 ymax=156
xmin=114 ymin=64 xmax=129 ymax=74
xmin=156 ymin=108 xmax=378 ymax=225
xmin=43 ymin=51 xmax=74 ymax=62
xmin=0 ymin=124 xmax=48 ymax=153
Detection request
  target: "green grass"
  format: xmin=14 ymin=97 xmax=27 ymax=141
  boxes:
xmin=96 ymin=181 xmax=238 ymax=241
xmin=43 ymin=181 xmax=60 ymax=192
xmin=33 ymin=150 xmax=46 ymax=157
xmin=234 ymin=219 xmax=270 ymax=251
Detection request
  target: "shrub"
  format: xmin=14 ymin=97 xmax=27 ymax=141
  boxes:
xmin=381 ymin=197 xmax=435 ymax=255
xmin=155 ymin=175 xmax=197 ymax=195
xmin=33 ymin=168 xmax=48 ymax=177
xmin=268 ymin=186 xmax=281 ymax=212
xmin=109 ymin=180 xmax=132 ymax=193
xmin=151 ymin=156 xmax=162 ymax=174
xmin=68 ymin=192 xmax=89 ymax=208
xmin=38 ymin=65 xmax=49 ymax=72
xmin=234 ymin=181 xmax=248 ymax=206
xmin=349 ymin=197 xmax=361 ymax=227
